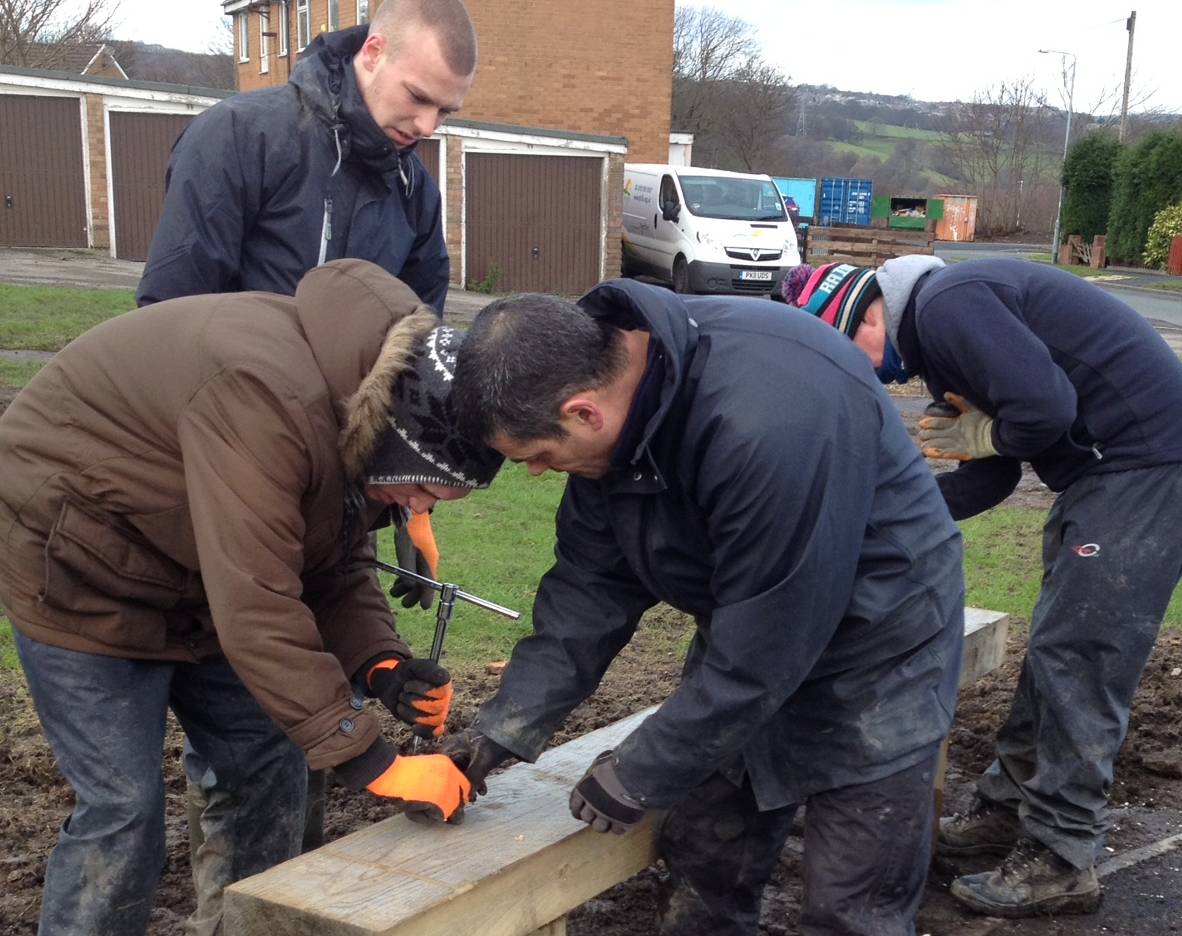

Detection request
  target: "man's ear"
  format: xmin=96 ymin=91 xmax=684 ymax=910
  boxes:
xmin=560 ymin=395 xmax=605 ymax=431
xmin=357 ymin=33 xmax=386 ymax=72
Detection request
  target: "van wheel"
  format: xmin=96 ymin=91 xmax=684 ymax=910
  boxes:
xmin=672 ymin=256 xmax=690 ymax=294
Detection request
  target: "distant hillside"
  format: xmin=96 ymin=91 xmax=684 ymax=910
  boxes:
xmin=108 ymin=40 xmax=233 ymax=90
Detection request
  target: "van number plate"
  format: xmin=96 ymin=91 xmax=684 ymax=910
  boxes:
xmin=738 ymin=270 xmax=773 ymax=281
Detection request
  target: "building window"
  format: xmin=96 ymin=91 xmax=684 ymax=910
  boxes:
xmin=327 ymin=0 xmax=339 ymax=31
xmin=258 ymin=11 xmax=270 ymax=73
xmin=357 ymin=0 xmax=369 ymax=24
xmin=237 ymin=12 xmax=249 ymax=62
xmin=278 ymin=1 xmax=289 ymax=56
xmin=297 ymin=0 xmax=310 ymax=50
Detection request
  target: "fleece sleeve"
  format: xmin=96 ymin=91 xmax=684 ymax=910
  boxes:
xmin=918 ymin=281 xmax=1079 ymax=458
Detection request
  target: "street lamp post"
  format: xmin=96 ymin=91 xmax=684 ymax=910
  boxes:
xmin=1040 ymin=49 xmax=1076 ymax=265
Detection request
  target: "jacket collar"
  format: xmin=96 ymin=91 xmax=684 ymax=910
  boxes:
xmin=290 ymin=25 xmax=416 ymax=191
xmin=577 ymin=279 xmax=699 ymax=472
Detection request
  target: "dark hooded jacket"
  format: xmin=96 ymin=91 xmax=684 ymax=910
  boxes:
xmin=895 ymin=259 xmax=1182 ymax=519
xmin=0 ymin=260 xmax=435 ymax=771
xmin=136 ymin=26 xmax=448 ymax=311
xmin=475 ymin=280 xmax=965 ymax=809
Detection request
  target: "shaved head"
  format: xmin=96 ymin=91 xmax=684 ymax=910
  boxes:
xmin=370 ymin=0 xmax=477 ymax=77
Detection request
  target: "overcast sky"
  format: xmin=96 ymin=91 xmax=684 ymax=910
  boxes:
xmin=102 ymin=0 xmax=1180 ymax=114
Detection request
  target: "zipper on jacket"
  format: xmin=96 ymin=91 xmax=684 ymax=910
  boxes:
xmin=318 ymin=127 xmax=345 ymax=266
xmin=318 ymin=198 xmax=334 ymax=265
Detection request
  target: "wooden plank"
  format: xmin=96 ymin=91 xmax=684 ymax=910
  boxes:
xmin=225 ymin=608 xmax=1008 ymax=936
xmin=224 ymin=710 xmax=659 ymax=936
xmin=961 ymin=607 xmax=1009 ymax=687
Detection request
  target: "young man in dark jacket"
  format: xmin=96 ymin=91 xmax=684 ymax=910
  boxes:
xmin=784 ymin=257 xmax=1182 ymax=917
xmin=0 ymin=260 xmax=502 ymax=936
xmin=137 ymin=0 xmax=475 ymax=311
xmin=443 ymin=279 xmax=966 ymax=935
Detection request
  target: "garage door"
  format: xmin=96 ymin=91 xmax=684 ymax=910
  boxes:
xmin=110 ymin=111 xmax=195 ymax=260
xmin=0 ymin=95 xmax=87 ymax=248
xmin=465 ymin=153 xmax=602 ymax=294
xmin=416 ymin=137 xmax=440 ymax=184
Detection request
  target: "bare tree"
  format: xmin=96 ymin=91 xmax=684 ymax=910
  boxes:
xmin=672 ymin=5 xmax=758 ymax=134
xmin=939 ymin=78 xmax=1057 ymax=236
xmin=716 ymin=60 xmax=796 ymax=171
xmin=0 ymin=0 xmax=119 ymax=68
xmin=672 ymin=6 xmax=796 ymax=171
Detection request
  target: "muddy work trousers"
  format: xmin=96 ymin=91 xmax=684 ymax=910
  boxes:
xmin=14 ymin=636 xmax=306 ymax=936
xmin=977 ymin=463 xmax=1182 ymax=870
xmin=657 ymin=751 xmax=940 ymax=936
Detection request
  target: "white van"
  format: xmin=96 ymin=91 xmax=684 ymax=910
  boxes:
xmin=621 ymin=164 xmax=801 ymax=295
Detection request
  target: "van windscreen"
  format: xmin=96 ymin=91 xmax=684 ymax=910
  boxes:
xmin=677 ymin=176 xmax=788 ymax=222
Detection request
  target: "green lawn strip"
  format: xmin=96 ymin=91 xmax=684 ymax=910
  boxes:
xmin=1146 ymin=278 xmax=1182 ymax=291
xmin=376 ymin=462 xmax=567 ymax=665
xmin=4 ymin=485 xmax=1179 ymax=676
xmin=959 ymin=505 xmax=1182 ymax=629
xmin=0 ymin=358 xmax=48 ymax=387
xmin=0 ymin=284 xmax=136 ymax=351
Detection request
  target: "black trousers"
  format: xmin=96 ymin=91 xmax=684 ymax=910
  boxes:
xmin=657 ymin=750 xmax=941 ymax=936
xmin=979 ymin=463 xmax=1182 ymax=868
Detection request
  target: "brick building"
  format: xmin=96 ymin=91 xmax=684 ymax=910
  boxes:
xmin=222 ymin=0 xmax=672 ymax=164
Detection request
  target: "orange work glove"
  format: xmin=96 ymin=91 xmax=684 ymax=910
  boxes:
xmin=406 ymin=510 xmax=440 ymax=576
xmin=367 ymin=753 xmax=472 ymax=823
xmin=368 ymin=657 xmax=453 ymax=738
xmin=391 ymin=516 xmax=437 ymax=610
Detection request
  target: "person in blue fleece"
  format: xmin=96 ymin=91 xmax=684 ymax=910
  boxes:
xmin=785 ymin=257 xmax=1182 ymax=918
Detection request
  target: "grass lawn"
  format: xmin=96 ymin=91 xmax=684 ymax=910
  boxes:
xmin=0 ymin=283 xmax=136 ymax=351
xmin=0 ymin=359 xmax=47 ymax=387
xmin=3 ymin=473 xmax=1179 ymax=675
xmin=1147 ymin=278 xmax=1182 ymax=291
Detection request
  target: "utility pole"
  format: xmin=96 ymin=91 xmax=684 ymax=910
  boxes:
xmin=1119 ymin=11 xmax=1136 ymax=142
xmin=1040 ymin=49 xmax=1076 ymax=264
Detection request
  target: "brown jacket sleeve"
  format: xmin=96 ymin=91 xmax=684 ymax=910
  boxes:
xmin=177 ymin=365 xmax=403 ymax=769
xmin=303 ymin=530 xmax=412 ymax=685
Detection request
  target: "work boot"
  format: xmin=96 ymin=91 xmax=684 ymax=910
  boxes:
xmin=950 ymin=836 xmax=1101 ymax=917
xmin=938 ymin=796 xmax=1022 ymax=857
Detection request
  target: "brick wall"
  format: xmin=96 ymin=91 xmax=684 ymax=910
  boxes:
xmin=444 ymin=137 xmax=464 ymax=273
xmin=84 ymin=94 xmax=110 ymax=249
xmin=460 ymin=0 xmax=672 ymax=162
xmin=231 ymin=0 xmax=675 ymax=161
xmin=603 ymin=153 xmax=624 ymax=277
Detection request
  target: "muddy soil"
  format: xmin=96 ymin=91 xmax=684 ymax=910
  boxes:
xmin=2 ymin=619 xmax=1182 ymax=935
xmin=1 ymin=381 xmax=1178 ymax=934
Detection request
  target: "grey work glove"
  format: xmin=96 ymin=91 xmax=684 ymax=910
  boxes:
xmin=918 ymin=392 xmax=998 ymax=461
xmin=391 ymin=520 xmax=434 ymax=610
xmin=569 ymin=750 xmax=646 ymax=835
xmin=441 ymin=727 xmax=515 ymax=799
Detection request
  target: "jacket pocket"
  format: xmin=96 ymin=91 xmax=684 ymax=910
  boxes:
xmin=40 ymin=500 xmax=188 ymax=650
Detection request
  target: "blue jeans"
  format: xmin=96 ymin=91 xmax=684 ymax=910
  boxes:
xmin=15 ymin=633 xmax=306 ymax=936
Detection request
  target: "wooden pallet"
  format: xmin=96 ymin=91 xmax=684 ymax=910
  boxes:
xmin=225 ymin=608 xmax=1008 ymax=936
xmin=806 ymin=225 xmax=934 ymax=267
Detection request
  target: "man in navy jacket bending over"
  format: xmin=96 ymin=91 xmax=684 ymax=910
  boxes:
xmin=784 ymin=256 xmax=1182 ymax=918
xmin=442 ymin=279 xmax=966 ymax=936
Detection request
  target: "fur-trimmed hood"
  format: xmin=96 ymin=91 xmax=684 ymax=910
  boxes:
xmin=292 ymin=259 xmax=438 ymax=479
